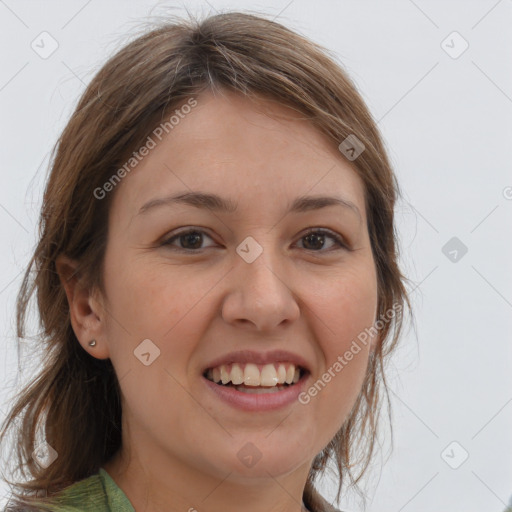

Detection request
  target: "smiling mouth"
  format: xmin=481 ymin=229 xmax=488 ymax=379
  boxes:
xmin=203 ymin=362 xmax=307 ymax=394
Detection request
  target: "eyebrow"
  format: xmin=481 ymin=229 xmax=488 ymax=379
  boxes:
xmin=138 ymin=191 xmax=361 ymax=220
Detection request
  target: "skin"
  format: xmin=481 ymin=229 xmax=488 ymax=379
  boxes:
xmin=57 ymin=89 xmax=379 ymax=512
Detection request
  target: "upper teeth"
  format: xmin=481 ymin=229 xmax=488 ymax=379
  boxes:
xmin=206 ymin=363 xmax=301 ymax=387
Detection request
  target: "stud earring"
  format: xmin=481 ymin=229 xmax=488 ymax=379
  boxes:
xmin=88 ymin=339 xmax=97 ymax=347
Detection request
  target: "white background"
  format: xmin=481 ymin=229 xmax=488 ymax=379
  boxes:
xmin=0 ymin=1 xmax=511 ymax=511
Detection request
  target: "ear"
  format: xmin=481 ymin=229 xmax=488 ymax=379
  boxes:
xmin=55 ymin=254 xmax=110 ymax=360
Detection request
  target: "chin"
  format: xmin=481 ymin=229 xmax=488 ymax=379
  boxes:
xmin=207 ymin=436 xmax=313 ymax=480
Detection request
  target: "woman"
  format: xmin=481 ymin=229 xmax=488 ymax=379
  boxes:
xmin=1 ymin=11 xmax=412 ymax=512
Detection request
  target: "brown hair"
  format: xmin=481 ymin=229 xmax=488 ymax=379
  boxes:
xmin=1 ymin=10 xmax=413 ymax=512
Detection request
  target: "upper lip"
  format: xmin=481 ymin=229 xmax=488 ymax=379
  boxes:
xmin=202 ymin=349 xmax=311 ymax=374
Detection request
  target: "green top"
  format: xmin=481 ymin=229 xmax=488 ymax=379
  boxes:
xmin=19 ymin=469 xmax=323 ymax=511
xmin=25 ymin=468 xmax=135 ymax=511
xmin=61 ymin=468 xmax=134 ymax=511
xmin=12 ymin=471 xmax=511 ymax=512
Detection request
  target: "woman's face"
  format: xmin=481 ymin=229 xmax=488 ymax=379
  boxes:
xmin=92 ymin=90 xmax=378 ymax=484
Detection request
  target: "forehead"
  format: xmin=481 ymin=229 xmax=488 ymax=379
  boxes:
xmin=109 ymin=90 xmax=367 ymax=225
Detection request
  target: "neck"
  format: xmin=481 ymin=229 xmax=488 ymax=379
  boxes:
xmin=103 ymin=444 xmax=312 ymax=512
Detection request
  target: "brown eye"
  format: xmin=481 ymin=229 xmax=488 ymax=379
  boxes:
xmin=160 ymin=227 xmax=347 ymax=253
xmin=296 ymin=229 xmax=346 ymax=252
xmin=161 ymin=229 xmax=215 ymax=251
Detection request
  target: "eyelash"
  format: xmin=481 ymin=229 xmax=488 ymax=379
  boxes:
xmin=160 ymin=227 xmax=348 ymax=253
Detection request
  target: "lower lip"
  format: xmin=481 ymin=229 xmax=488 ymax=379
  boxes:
xmin=202 ymin=373 xmax=309 ymax=412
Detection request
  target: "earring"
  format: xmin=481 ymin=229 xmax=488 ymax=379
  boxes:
xmin=88 ymin=339 xmax=97 ymax=347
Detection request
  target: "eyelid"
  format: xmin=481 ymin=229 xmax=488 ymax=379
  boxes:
xmin=296 ymin=227 xmax=349 ymax=251
xmin=160 ymin=226 xmax=349 ymax=252
xmin=160 ymin=227 xmax=216 ymax=249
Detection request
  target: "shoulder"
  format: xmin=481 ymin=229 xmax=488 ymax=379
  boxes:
xmin=3 ymin=470 xmax=115 ymax=512
xmin=48 ymin=468 xmax=134 ymax=511
xmin=97 ymin=468 xmax=134 ymax=511
xmin=53 ymin=471 xmax=109 ymax=511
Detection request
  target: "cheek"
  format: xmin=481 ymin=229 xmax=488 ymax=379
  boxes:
xmin=311 ymin=266 xmax=378 ymax=352
xmin=101 ymin=257 xmax=224 ymax=393
xmin=103 ymin=257 xmax=213 ymax=338
xmin=303 ymin=267 xmax=377 ymax=415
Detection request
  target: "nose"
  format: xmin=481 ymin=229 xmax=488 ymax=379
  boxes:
xmin=221 ymin=245 xmax=300 ymax=332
